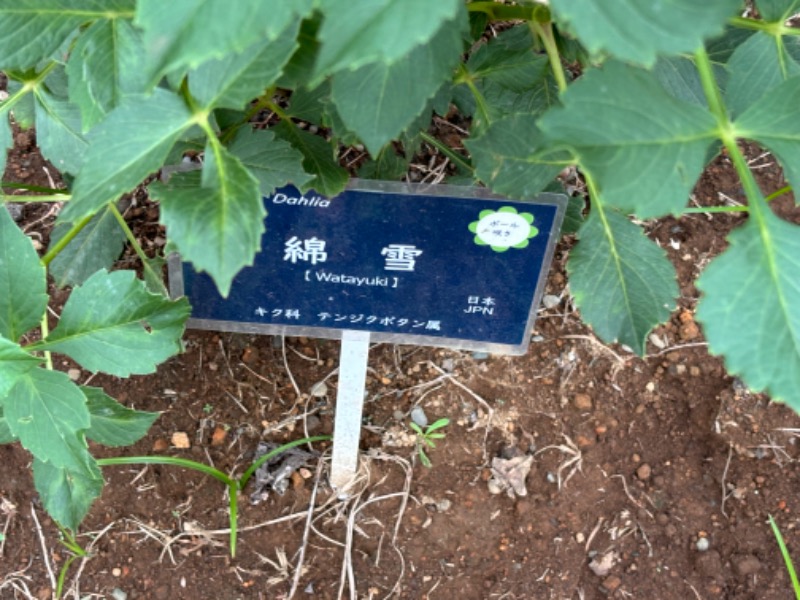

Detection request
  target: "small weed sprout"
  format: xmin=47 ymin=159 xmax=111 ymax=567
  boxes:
xmin=769 ymin=514 xmax=800 ymax=599
xmin=410 ymin=418 xmax=449 ymax=468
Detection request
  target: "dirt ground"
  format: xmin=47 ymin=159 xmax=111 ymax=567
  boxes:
xmin=2 ymin=120 xmax=800 ymax=600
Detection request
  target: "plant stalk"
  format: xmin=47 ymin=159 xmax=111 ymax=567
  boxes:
xmin=108 ymin=203 xmax=168 ymax=295
xmin=530 ymin=20 xmax=568 ymax=94
xmin=39 ymin=213 xmax=94 ymax=267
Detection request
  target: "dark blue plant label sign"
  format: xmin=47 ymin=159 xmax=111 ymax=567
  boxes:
xmin=169 ymin=180 xmax=566 ymax=355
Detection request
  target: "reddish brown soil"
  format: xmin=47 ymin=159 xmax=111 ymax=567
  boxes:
xmin=2 ymin=127 xmax=800 ymax=600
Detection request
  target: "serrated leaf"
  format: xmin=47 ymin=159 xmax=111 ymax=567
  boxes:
xmin=33 ymin=91 xmax=88 ymax=174
xmin=736 ymin=76 xmax=800 ymax=203
xmin=0 ymin=337 xmax=41 ymax=399
xmin=4 ymin=368 xmax=91 ymax=471
xmin=228 ymin=128 xmax=311 ymax=194
xmin=59 ymin=89 xmax=194 ymax=223
xmin=190 ymin=20 xmax=300 ymax=111
xmin=756 ymin=0 xmax=800 ymax=21
xmin=697 ymin=214 xmax=800 ymax=409
xmin=285 ymin=82 xmax=330 ymax=124
xmin=550 ymin=0 xmax=741 ymax=67
xmin=273 ymin=120 xmax=348 ymax=196
xmin=0 ymin=207 xmax=47 ymax=341
xmin=567 ymin=208 xmax=678 ymax=355
xmin=561 ymin=195 xmax=586 ymax=236
xmin=313 ymin=0 xmax=463 ymax=78
xmin=143 ymin=255 xmax=167 ymax=295
xmin=331 ymin=16 xmax=463 ymax=155
xmin=278 ymin=16 xmax=321 ymax=89
xmin=0 ymin=0 xmax=133 ymax=70
xmin=66 ymin=16 xmax=147 ymax=131
xmin=538 ymin=61 xmax=717 ymax=218
xmin=33 ymin=453 xmax=103 ymax=529
xmin=49 ymin=204 xmax=126 ymax=288
xmin=135 ymin=0 xmax=312 ymax=85
xmin=465 ymin=114 xmax=563 ymax=200
xmin=726 ymin=32 xmax=800 ymax=117
xmin=82 ymin=386 xmax=158 ymax=447
xmin=151 ymin=144 xmax=263 ymax=297
xmin=466 ymin=24 xmax=556 ymax=120
xmin=38 ymin=270 xmax=190 ymax=376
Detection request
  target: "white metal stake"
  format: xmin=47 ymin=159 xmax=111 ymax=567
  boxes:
xmin=330 ymin=329 xmax=371 ymax=491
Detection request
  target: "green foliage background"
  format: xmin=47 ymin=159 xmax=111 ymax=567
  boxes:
xmin=1 ymin=0 xmax=799 ymax=529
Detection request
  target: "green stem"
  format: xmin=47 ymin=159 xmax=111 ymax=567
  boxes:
xmin=97 ymin=456 xmax=235 ymax=487
xmin=39 ymin=311 xmax=53 ymax=370
xmin=455 ymin=64 xmax=492 ymax=127
xmin=2 ymin=194 xmax=71 ymax=203
xmin=530 ymin=20 xmax=568 ymax=94
xmin=1 ymin=182 xmax=69 ymax=194
xmin=108 ymin=203 xmax=167 ymax=295
xmin=98 ymin=436 xmax=330 ymax=557
xmin=39 ymin=213 xmax=94 ymax=267
xmin=419 ymin=131 xmax=473 ymax=173
xmin=769 ymin=515 xmax=800 ymax=598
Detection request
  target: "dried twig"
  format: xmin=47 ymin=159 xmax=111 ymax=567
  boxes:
xmin=288 ymin=460 xmax=324 ymax=599
xmin=30 ymin=504 xmax=56 ymax=593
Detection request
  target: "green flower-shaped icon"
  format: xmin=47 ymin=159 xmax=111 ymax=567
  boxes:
xmin=468 ymin=206 xmax=538 ymax=252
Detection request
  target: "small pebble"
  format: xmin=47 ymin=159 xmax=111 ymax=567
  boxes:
xmin=112 ymin=567 xmax=122 ymax=577
xmin=573 ymin=393 xmax=593 ymax=411
xmin=636 ymin=463 xmax=652 ymax=480
xmin=67 ymin=368 xmax=81 ymax=382
xmin=471 ymin=351 xmax=490 ymax=360
xmin=542 ymin=294 xmax=561 ymax=309
xmin=310 ymin=381 xmax=328 ymax=397
xmin=696 ymin=537 xmax=710 ymax=552
xmin=393 ymin=410 xmax=405 ymax=421
xmin=440 ymin=358 xmax=455 ymax=372
xmin=410 ymin=406 xmax=428 ymax=428
xmin=110 ymin=589 xmax=127 ymax=600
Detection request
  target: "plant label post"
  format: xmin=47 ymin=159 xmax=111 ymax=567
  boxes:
xmin=169 ymin=180 xmax=566 ymax=490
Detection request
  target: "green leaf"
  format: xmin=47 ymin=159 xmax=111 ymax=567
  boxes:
xmin=33 ymin=91 xmax=88 ymax=175
xmin=331 ymin=15 xmax=464 ymax=155
xmin=273 ymin=120 xmax=348 ymax=196
xmin=189 ymin=20 xmax=300 ymax=111
xmin=142 ymin=255 xmax=168 ymax=295
xmin=358 ymin=147 xmax=409 ymax=181
xmin=0 ymin=207 xmax=47 ymax=341
xmin=66 ymin=16 xmax=147 ymax=131
xmin=0 ymin=337 xmax=41 ymax=399
xmin=38 ymin=270 xmax=190 ymax=376
xmin=696 ymin=214 xmax=800 ymax=410
xmin=561 ymin=195 xmax=586 ymax=236
xmin=465 ymin=114 xmax=563 ymax=200
xmin=82 ymin=386 xmax=158 ymax=447
xmin=135 ymin=0 xmax=312 ymax=85
xmin=756 ymin=0 xmax=800 ymax=21
xmin=538 ymin=61 xmax=717 ymax=218
xmin=0 ymin=406 xmax=17 ymax=443
xmin=151 ymin=143 xmax=264 ymax=297
xmin=227 ymin=128 xmax=312 ymax=194
xmin=567 ymin=207 xmax=678 ymax=355
xmin=0 ymin=0 xmax=133 ymax=70
xmin=736 ymin=76 xmax=800 ymax=203
xmin=33 ymin=453 xmax=103 ymax=530
xmin=313 ymin=0 xmax=463 ymax=78
xmin=49 ymin=204 xmax=126 ymax=288
xmin=59 ymin=89 xmax=194 ymax=223
xmin=278 ymin=16 xmax=321 ymax=89
xmin=466 ymin=24 xmax=557 ymax=119
xmin=4 ymin=368 xmax=91 ymax=471
xmin=651 ymin=56 xmax=711 ymax=107
xmin=5 ymin=79 xmax=36 ymax=130
xmin=549 ymin=0 xmax=741 ymax=67
xmin=725 ymin=32 xmax=800 ymax=117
